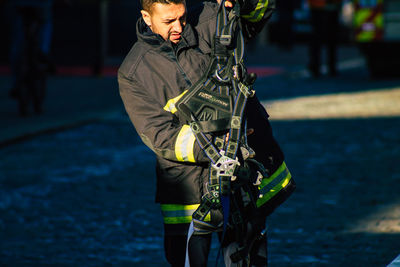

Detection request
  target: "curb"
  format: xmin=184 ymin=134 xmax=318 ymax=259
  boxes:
xmin=388 ymin=254 xmax=400 ymax=266
xmin=0 ymin=109 xmax=122 ymax=148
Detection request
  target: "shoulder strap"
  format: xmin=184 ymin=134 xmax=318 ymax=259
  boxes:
xmin=177 ymin=0 xmax=257 ymax=226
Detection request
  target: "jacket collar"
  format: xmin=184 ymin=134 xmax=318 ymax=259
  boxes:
xmin=136 ymin=17 xmax=198 ymax=51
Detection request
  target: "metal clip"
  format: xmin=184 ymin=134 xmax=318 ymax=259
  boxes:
xmin=238 ymin=82 xmax=255 ymax=98
xmin=212 ymin=153 xmax=240 ymax=178
xmin=253 ymin=171 xmax=263 ymax=186
xmin=219 ymin=34 xmax=232 ymax=46
xmin=240 ymin=146 xmax=256 ymax=160
xmin=233 ymin=64 xmax=241 ymax=80
xmin=215 ymin=69 xmax=230 ymax=83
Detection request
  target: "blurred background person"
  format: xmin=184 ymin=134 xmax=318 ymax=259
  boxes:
xmin=307 ymin=0 xmax=342 ymax=77
xmin=7 ymin=0 xmax=54 ymax=116
xmin=276 ymin=0 xmax=301 ymax=51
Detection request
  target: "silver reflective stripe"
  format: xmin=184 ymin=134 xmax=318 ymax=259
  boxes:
xmin=175 ymin=125 xmax=196 ymax=162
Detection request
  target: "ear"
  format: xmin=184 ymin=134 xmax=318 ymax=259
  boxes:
xmin=141 ymin=10 xmax=152 ymax=28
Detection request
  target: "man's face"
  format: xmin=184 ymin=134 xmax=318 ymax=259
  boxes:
xmin=141 ymin=2 xmax=187 ymax=44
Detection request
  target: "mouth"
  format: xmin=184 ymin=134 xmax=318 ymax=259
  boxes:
xmin=170 ymin=32 xmax=182 ymax=41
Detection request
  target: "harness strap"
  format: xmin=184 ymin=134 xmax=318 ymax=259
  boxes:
xmin=185 ymin=1 xmax=256 ymax=236
xmin=181 ymin=3 xmax=261 ymax=265
xmin=173 ymin=1 xmax=294 ymax=265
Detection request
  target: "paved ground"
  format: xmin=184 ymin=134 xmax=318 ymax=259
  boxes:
xmin=1 ymin=43 xmax=400 ymax=266
xmin=0 ymin=43 xmax=366 ymax=146
xmin=0 ymin=75 xmax=121 ymax=147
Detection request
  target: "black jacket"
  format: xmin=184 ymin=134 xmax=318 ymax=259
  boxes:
xmin=118 ymin=1 xmax=282 ymax=205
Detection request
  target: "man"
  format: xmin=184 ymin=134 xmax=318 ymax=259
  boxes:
xmin=118 ymin=0 xmax=294 ymax=266
xmin=307 ymin=0 xmax=343 ymax=77
xmin=275 ymin=0 xmax=301 ymax=50
xmin=6 ymin=0 xmax=55 ymax=116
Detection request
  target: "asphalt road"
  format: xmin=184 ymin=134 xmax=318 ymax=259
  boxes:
xmin=1 ymin=43 xmax=400 ymax=266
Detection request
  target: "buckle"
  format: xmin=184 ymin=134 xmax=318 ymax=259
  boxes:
xmin=238 ymin=82 xmax=255 ymax=98
xmin=212 ymin=153 xmax=240 ymax=178
xmin=219 ymin=34 xmax=232 ymax=46
xmin=215 ymin=69 xmax=230 ymax=83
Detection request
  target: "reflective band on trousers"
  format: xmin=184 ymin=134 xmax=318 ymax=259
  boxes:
xmin=161 ymin=204 xmax=211 ymax=224
xmin=256 ymin=161 xmax=292 ymax=208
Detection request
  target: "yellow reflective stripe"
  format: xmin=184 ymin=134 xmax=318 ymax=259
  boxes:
xmin=161 ymin=204 xmax=211 ymax=224
xmin=259 ymin=161 xmax=287 ymax=188
xmin=357 ymin=30 xmax=375 ymax=42
xmin=354 ymin=4 xmax=383 ymax=42
xmin=374 ymin=13 xmax=383 ymax=28
xmin=163 ymin=90 xmax=187 ymax=114
xmin=354 ymin=9 xmax=371 ymax=27
xmin=256 ymin=162 xmax=292 ymax=207
xmin=354 ymin=9 xmax=383 ymax=27
xmin=164 ymin=216 xmax=192 ymax=224
xmin=242 ymin=0 xmax=269 ymax=22
xmin=175 ymin=125 xmax=196 ymax=162
xmin=162 ymin=204 xmax=200 ymax=211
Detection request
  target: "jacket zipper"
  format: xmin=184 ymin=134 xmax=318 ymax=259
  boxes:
xmin=174 ymin=44 xmax=193 ymax=87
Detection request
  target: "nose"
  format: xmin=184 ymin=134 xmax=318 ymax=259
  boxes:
xmin=172 ymin=20 xmax=183 ymax=33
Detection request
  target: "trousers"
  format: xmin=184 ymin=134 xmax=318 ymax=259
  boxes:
xmin=164 ymin=224 xmax=268 ymax=267
xmin=308 ymin=8 xmax=340 ymax=76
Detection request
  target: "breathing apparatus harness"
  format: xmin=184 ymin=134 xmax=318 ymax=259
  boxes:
xmin=177 ymin=1 xmax=294 ymax=265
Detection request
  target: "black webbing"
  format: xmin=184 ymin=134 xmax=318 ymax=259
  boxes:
xmin=182 ymin=0 xmax=256 ymax=232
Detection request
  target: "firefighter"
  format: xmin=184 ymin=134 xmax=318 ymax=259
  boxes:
xmin=307 ymin=0 xmax=343 ymax=77
xmin=118 ymin=0 xmax=294 ymax=266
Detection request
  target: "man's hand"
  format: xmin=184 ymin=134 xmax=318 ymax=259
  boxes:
xmin=225 ymin=128 xmax=254 ymax=143
xmin=217 ymin=0 xmax=235 ymax=8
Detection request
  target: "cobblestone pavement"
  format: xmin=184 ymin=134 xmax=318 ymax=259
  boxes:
xmin=1 ymin=111 xmax=399 ymax=266
xmin=1 ymin=44 xmax=400 ymax=266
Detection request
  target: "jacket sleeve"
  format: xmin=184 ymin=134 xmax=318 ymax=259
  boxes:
xmin=245 ymin=95 xmax=285 ymax=174
xmin=240 ymin=0 xmax=276 ymax=40
xmin=194 ymin=0 xmax=275 ymax=48
xmin=118 ymin=71 xmax=209 ymax=164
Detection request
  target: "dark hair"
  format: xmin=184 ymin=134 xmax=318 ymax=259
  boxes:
xmin=141 ymin=0 xmax=186 ymax=12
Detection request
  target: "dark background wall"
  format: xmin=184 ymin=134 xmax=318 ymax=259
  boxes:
xmin=0 ymin=1 xmax=141 ymax=67
xmin=0 ymin=0 xmax=206 ymax=68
